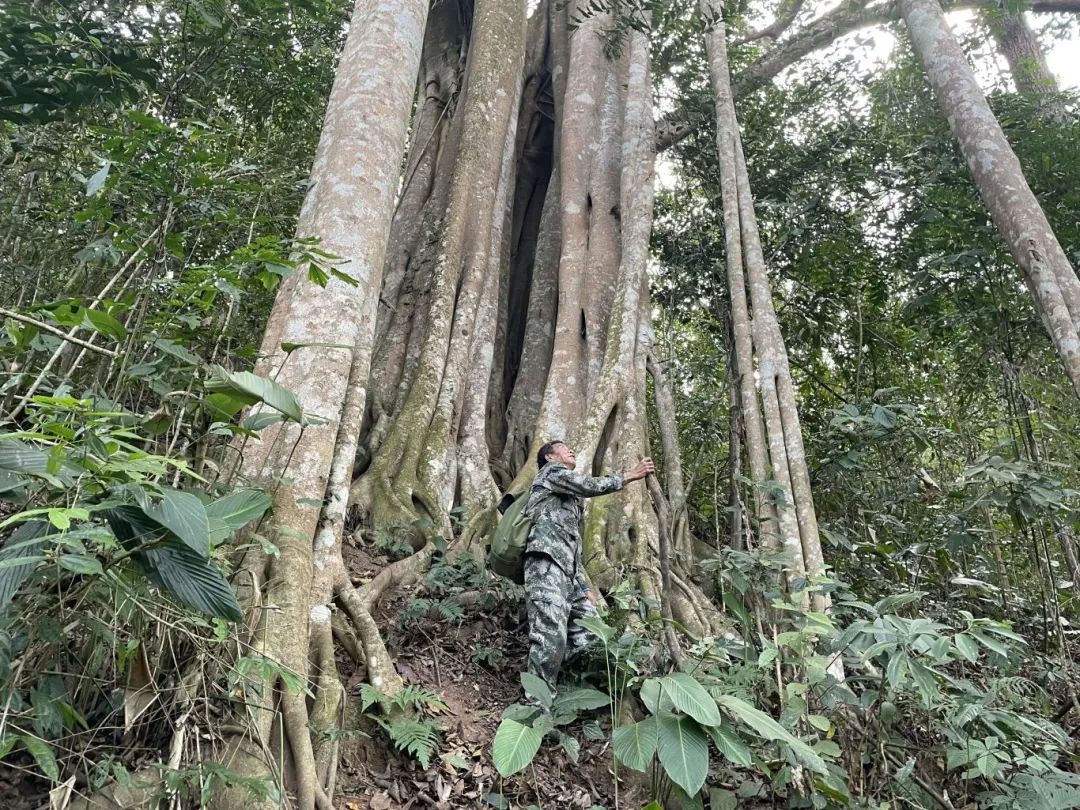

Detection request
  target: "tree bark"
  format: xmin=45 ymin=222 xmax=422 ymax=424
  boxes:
xmin=700 ymin=0 xmax=832 ymax=615
xmin=901 ymin=0 xmax=1080 ymax=397
xmin=983 ymin=8 xmax=1060 ymax=97
xmin=215 ymin=1 xmax=429 ymax=807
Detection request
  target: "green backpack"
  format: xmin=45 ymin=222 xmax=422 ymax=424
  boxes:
xmin=487 ymin=491 xmax=533 ymax=584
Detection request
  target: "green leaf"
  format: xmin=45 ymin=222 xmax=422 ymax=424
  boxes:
xmin=640 ymin=678 xmax=663 ymax=714
xmin=520 ymin=672 xmax=552 ymax=709
xmin=203 ymin=393 xmax=246 ymax=421
xmin=953 ymin=633 xmax=979 ymax=663
xmin=559 ymin=734 xmax=580 ymax=763
xmin=154 ymin=338 xmax=202 ymax=366
xmin=205 ymin=489 xmax=272 ymax=544
xmin=613 ymin=716 xmax=657 ymax=772
xmin=57 ymin=554 xmax=102 ymax=576
xmin=871 ymin=404 xmax=897 ymax=429
xmin=20 ymin=734 xmax=59 ymax=781
xmin=0 ymin=438 xmax=77 ymax=486
xmin=707 ymin=721 xmax=752 ymax=767
xmin=491 ymin=719 xmax=542 ymax=777
xmin=970 ymin=629 xmax=1010 ymax=658
xmin=102 ymin=507 xmax=242 ymax=621
xmin=660 ymin=673 xmax=722 ymax=726
xmin=656 ymin=713 xmax=709 ymax=797
xmin=574 ymin=615 xmax=616 ymax=643
xmin=886 ymin=651 xmax=908 ymax=688
xmin=553 ymin=687 xmax=609 ymax=713
xmin=83 ymin=308 xmax=125 ymax=342
xmin=240 ymin=411 xmax=284 ymax=431
xmin=206 ymin=365 xmax=303 ymax=423
xmin=135 ymin=541 xmax=243 ymax=621
xmin=723 ymin=590 xmax=752 ymax=628
xmin=909 ymin=660 xmax=939 ymax=706
xmin=85 ymin=162 xmax=110 ymax=197
xmin=715 ymin=694 xmax=826 ymax=774
xmin=138 ymin=487 xmax=210 ymax=558
xmin=0 ymin=520 xmax=51 ymax=609
xmin=47 ymin=509 xmax=70 ymax=530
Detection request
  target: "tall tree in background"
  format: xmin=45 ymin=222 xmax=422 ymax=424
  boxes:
xmin=699 ymin=0 xmax=830 ymax=613
xmin=901 ymin=0 xmax=1080 ymax=395
xmin=982 ymin=7 xmax=1062 ymax=98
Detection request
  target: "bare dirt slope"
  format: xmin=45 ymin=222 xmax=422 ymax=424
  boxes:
xmin=335 ymin=546 xmax=644 ymax=810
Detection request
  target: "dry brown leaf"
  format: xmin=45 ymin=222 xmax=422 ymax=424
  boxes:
xmin=49 ymin=776 xmax=76 ymax=810
xmin=435 ymin=774 xmax=449 ymax=802
xmin=124 ymin=642 xmax=157 ymax=732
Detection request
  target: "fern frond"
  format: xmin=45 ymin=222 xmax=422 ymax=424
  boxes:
xmin=386 ymin=718 xmax=440 ymax=769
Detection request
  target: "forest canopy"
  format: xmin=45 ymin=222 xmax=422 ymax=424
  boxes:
xmin=0 ymin=0 xmax=1078 ymax=808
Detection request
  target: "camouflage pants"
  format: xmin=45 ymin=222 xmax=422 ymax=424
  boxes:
xmin=523 ymin=552 xmax=598 ymax=696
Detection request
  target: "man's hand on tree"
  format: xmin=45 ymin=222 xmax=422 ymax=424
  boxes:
xmin=624 ymin=457 xmax=656 ymax=482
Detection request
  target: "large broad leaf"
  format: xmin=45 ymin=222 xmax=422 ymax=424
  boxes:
xmin=707 ymin=721 xmax=752 ymax=766
xmin=656 ymin=713 xmax=709 ymax=797
xmin=574 ymin=615 xmax=616 ymax=643
xmin=137 ymin=487 xmax=210 ymax=557
xmin=553 ymin=687 xmax=609 ymax=714
xmin=102 ymin=507 xmax=242 ymax=621
xmin=520 ymin=672 xmax=552 ymax=709
xmin=0 ymin=438 xmax=77 ymax=487
xmin=640 ymin=678 xmax=664 ymax=714
xmin=613 ymin=716 xmax=658 ymax=772
xmin=660 ymin=673 xmax=722 ymax=726
xmin=205 ymin=365 xmax=303 ymax=423
xmin=134 ymin=542 xmax=243 ymax=622
xmin=715 ymin=694 xmax=826 ymax=774
xmin=205 ymin=489 xmax=272 ymax=545
xmin=0 ymin=520 xmax=51 ymax=609
xmin=491 ymin=718 xmax=542 ymax=777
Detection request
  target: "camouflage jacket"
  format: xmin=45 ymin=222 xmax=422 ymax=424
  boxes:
xmin=524 ymin=462 xmax=623 ymax=579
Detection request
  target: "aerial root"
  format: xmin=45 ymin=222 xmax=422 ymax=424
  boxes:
xmin=331 ymin=613 xmax=365 ymax=666
xmin=459 ymin=505 xmax=498 ymax=555
xmin=335 ymin=542 xmax=438 ymax=696
xmin=311 ymin=619 xmax=344 ymax=796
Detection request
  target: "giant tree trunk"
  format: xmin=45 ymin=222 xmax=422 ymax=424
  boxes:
xmin=699 ymin=0 xmax=830 ymax=615
xmin=208 ymin=1 xmax=730 ymax=803
xmin=345 ymin=0 xmax=723 ymax=637
xmin=901 ymin=0 xmax=1080 ymax=396
xmin=214 ymin=1 xmax=430 ymax=808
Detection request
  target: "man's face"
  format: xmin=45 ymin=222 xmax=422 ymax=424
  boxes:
xmin=546 ymin=443 xmax=576 ymax=468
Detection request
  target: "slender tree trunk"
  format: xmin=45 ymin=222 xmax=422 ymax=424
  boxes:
xmin=982 ymin=9 xmax=1061 ymax=98
xmin=700 ymin=0 xmax=832 ymax=615
xmin=901 ymin=0 xmax=1080 ymax=396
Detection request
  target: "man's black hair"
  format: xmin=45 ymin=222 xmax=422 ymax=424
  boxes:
xmin=537 ymin=440 xmax=564 ymax=470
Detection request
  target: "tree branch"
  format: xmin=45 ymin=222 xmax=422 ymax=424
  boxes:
xmin=731 ymin=0 xmax=811 ymax=45
xmin=656 ymin=0 xmax=1080 ymax=152
xmin=0 ymin=307 xmax=119 ymax=358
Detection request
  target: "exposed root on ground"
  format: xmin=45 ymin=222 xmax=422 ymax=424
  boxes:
xmin=336 ymin=542 xmax=437 ymax=695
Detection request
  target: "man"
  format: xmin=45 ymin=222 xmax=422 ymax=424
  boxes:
xmin=523 ymin=440 xmax=655 ymax=697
